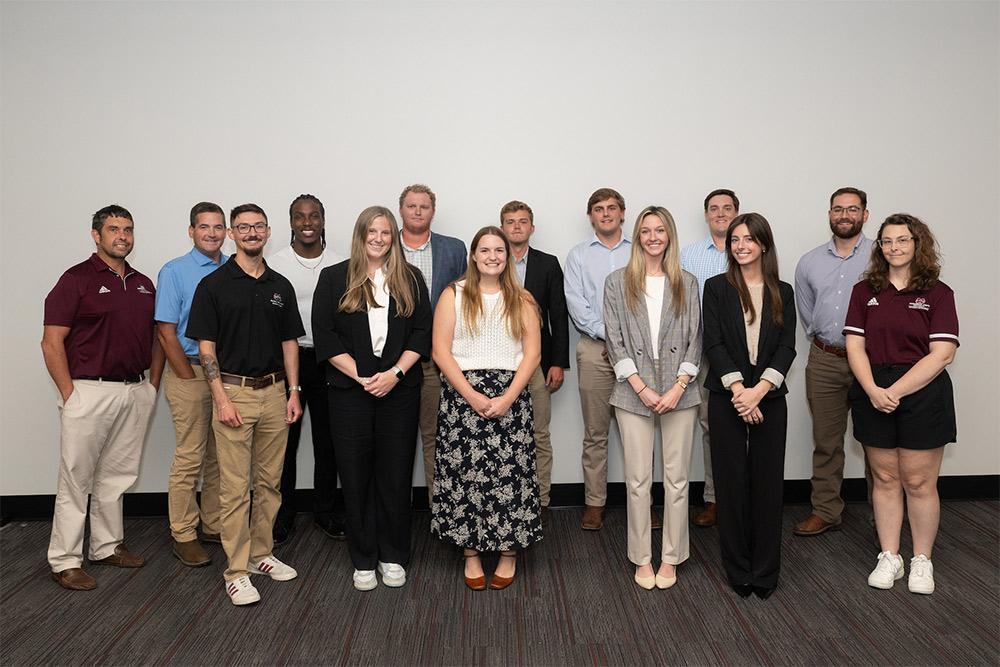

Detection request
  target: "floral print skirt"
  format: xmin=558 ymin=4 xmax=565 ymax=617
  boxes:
xmin=430 ymin=369 xmax=543 ymax=552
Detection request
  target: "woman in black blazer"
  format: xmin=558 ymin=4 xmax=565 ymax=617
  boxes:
xmin=702 ymin=212 xmax=796 ymax=600
xmin=312 ymin=206 xmax=431 ymax=592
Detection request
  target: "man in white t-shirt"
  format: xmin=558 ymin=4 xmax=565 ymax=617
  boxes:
xmin=267 ymin=194 xmax=345 ymax=544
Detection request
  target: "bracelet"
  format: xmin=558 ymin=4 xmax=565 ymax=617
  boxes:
xmin=635 ymin=384 xmax=648 ymax=395
xmin=288 ymin=385 xmax=302 ymax=392
xmin=675 ymin=378 xmax=688 ymax=389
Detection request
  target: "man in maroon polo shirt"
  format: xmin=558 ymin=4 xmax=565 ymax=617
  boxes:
xmin=41 ymin=204 xmax=164 ymax=591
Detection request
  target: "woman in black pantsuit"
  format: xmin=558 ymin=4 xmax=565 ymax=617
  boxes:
xmin=702 ymin=213 xmax=796 ymax=600
xmin=312 ymin=206 xmax=431 ymax=592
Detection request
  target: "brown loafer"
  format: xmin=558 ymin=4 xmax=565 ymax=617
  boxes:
xmin=200 ymin=532 xmax=222 ymax=544
xmin=464 ymin=553 xmax=486 ymax=591
xmin=490 ymin=552 xmax=517 ymax=590
xmin=93 ymin=543 xmax=145 ymax=568
xmin=651 ymin=507 xmax=662 ymax=530
xmin=51 ymin=567 xmax=96 ymax=591
xmin=581 ymin=505 xmax=604 ymax=531
xmin=693 ymin=502 xmax=716 ymax=527
xmin=792 ymin=513 xmax=840 ymax=536
xmin=172 ymin=539 xmax=211 ymax=567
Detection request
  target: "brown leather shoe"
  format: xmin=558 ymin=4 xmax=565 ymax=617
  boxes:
xmin=93 ymin=544 xmax=145 ymax=568
xmin=50 ymin=567 xmax=96 ymax=591
xmin=581 ymin=505 xmax=604 ymax=531
xmin=651 ymin=507 xmax=662 ymax=530
xmin=464 ymin=553 xmax=486 ymax=591
xmin=693 ymin=502 xmax=716 ymax=527
xmin=489 ymin=552 xmax=517 ymax=590
xmin=200 ymin=531 xmax=222 ymax=544
xmin=172 ymin=539 xmax=211 ymax=567
xmin=540 ymin=507 xmax=550 ymax=526
xmin=792 ymin=513 xmax=840 ymax=536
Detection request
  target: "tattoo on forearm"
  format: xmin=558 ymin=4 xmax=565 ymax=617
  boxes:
xmin=201 ymin=354 xmax=220 ymax=381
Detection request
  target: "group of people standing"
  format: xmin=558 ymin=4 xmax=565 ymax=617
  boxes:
xmin=41 ymin=184 xmax=959 ymax=606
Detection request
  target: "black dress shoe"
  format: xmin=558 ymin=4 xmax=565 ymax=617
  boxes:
xmin=273 ymin=516 xmax=295 ymax=546
xmin=315 ymin=516 xmax=346 ymax=540
xmin=732 ymin=583 xmax=753 ymax=598
xmin=752 ymin=585 xmax=776 ymax=600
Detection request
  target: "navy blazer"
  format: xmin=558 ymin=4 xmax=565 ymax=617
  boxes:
xmin=312 ymin=260 xmax=432 ymax=389
xmin=428 ymin=232 xmax=468 ymax=309
xmin=522 ymin=247 xmax=570 ymax=373
xmin=702 ymin=274 xmax=797 ymax=396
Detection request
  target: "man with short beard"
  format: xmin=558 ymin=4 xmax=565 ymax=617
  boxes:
xmin=792 ymin=187 xmax=875 ymax=536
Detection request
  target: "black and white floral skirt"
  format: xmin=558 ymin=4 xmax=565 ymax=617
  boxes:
xmin=430 ymin=369 xmax=543 ymax=552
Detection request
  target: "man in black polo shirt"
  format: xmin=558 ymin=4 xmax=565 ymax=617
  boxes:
xmin=42 ymin=204 xmax=164 ymax=591
xmin=186 ymin=203 xmax=305 ymax=606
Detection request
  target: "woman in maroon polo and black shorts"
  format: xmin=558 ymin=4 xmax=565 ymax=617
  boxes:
xmin=843 ymin=213 xmax=958 ymax=596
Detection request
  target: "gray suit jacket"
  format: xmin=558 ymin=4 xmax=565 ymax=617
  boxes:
xmin=429 ymin=232 xmax=468 ymax=309
xmin=603 ymin=268 xmax=702 ymax=417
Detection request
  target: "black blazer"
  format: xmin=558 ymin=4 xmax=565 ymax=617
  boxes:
xmin=702 ymin=274 xmax=797 ymax=396
xmin=312 ymin=260 xmax=432 ymax=389
xmin=522 ymin=247 xmax=570 ymax=373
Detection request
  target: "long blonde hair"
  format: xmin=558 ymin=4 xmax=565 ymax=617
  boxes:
xmin=623 ymin=206 xmax=686 ymax=316
xmin=338 ymin=206 xmax=418 ymax=317
xmin=456 ymin=226 xmax=532 ymax=339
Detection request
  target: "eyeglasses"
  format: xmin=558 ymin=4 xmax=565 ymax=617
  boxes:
xmin=830 ymin=206 xmax=863 ymax=216
xmin=234 ymin=222 xmax=268 ymax=234
xmin=877 ymin=236 xmax=914 ymax=249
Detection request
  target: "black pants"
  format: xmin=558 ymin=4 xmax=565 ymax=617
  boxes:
xmin=277 ymin=347 xmax=339 ymax=522
xmin=329 ymin=382 xmax=420 ymax=570
xmin=708 ymin=391 xmax=787 ymax=590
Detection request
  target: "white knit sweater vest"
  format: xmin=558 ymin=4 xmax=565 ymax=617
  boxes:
xmin=452 ymin=282 xmax=523 ymax=371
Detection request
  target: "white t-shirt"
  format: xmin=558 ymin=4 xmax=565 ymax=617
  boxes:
xmin=267 ymin=246 xmax=343 ymax=347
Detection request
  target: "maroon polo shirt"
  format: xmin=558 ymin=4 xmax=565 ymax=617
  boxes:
xmin=43 ymin=253 xmax=156 ymax=378
xmin=843 ymin=279 xmax=959 ymax=366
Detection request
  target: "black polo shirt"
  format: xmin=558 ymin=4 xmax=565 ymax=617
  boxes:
xmin=185 ymin=257 xmax=304 ymax=377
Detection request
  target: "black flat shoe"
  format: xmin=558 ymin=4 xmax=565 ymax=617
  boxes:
xmin=732 ymin=583 xmax=753 ymax=598
xmin=752 ymin=585 xmax=776 ymax=600
xmin=273 ymin=517 xmax=295 ymax=546
xmin=315 ymin=516 xmax=346 ymax=540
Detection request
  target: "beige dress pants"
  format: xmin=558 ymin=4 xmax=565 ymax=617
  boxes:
xmin=615 ymin=405 xmax=697 ymax=566
xmin=48 ymin=379 xmax=156 ymax=572
xmin=213 ymin=381 xmax=288 ymax=581
xmin=576 ymin=337 xmax=616 ymax=506
xmin=527 ymin=366 xmax=553 ymax=507
xmin=419 ymin=358 xmax=443 ymax=503
xmin=164 ymin=365 xmax=221 ymax=541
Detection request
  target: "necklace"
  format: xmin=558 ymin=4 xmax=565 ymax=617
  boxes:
xmin=292 ymin=248 xmax=324 ymax=272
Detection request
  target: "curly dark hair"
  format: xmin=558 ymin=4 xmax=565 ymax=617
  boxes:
xmin=864 ymin=213 xmax=941 ymax=293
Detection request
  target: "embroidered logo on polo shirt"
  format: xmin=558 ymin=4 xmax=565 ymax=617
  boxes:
xmin=137 ymin=285 xmax=152 ymax=295
xmin=270 ymin=293 xmax=285 ymax=307
xmin=908 ymin=297 xmax=930 ymax=311
xmin=866 ymin=297 xmax=878 ymax=306
xmin=99 ymin=285 xmax=111 ymax=294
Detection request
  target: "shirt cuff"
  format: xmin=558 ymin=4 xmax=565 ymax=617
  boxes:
xmin=677 ymin=361 xmax=699 ymax=378
xmin=613 ymin=358 xmax=639 ymax=382
xmin=761 ymin=368 xmax=785 ymax=390
xmin=721 ymin=371 xmax=743 ymax=390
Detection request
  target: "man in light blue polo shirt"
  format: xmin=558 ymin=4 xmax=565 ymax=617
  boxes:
xmin=680 ymin=188 xmax=739 ymax=528
xmin=565 ymin=187 xmax=632 ymax=530
xmin=155 ymin=201 xmax=228 ymax=567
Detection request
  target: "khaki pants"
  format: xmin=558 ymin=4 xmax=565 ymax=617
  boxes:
xmin=527 ymin=366 xmax=553 ymax=507
xmin=213 ymin=381 xmax=288 ymax=581
xmin=696 ymin=357 xmax=715 ymax=503
xmin=419 ymin=358 xmax=443 ymax=502
xmin=616 ymin=406 xmax=697 ymax=566
xmin=164 ymin=365 xmax=221 ymax=541
xmin=576 ymin=337 xmax=616 ymax=506
xmin=48 ymin=379 xmax=156 ymax=572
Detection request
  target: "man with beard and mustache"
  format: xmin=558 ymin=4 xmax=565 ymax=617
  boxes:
xmin=43 ymin=204 xmax=164 ymax=590
xmin=186 ymin=203 xmax=305 ymax=605
xmin=792 ymin=187 xmax=875 ymax=536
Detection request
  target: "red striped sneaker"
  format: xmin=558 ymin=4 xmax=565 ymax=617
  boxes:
xmin=225 ymin=576 xmax=260 ymax=606
xmin=249 ymin=555 xmax=298 ymax=581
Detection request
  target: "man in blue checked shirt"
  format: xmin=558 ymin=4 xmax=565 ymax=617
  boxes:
xmin=679 ymin=188 xmax=740 ymax=528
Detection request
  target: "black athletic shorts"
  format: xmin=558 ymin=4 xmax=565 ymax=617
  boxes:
xmin=849 ymin=365 xmax=956 ymax=450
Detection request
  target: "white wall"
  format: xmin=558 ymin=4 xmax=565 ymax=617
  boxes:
xmin=2 ymin=1 xmax=998 ymax=496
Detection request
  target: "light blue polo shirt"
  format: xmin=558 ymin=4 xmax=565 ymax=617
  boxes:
xmin=155 ymin=247 xmax=228 ymax=356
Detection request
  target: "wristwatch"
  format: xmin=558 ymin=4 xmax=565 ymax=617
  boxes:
xmin=288 ymin=385 xmax=302 ymax=392
xmin=392 ymin=366 xmax=404 ymax=380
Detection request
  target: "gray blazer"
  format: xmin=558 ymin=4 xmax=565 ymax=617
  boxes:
xmin=603 ymin=268 xmax=702 ymax=417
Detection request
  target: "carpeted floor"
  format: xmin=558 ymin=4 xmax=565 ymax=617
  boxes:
xmin=1 ymin=501 xmax=997 ymax=666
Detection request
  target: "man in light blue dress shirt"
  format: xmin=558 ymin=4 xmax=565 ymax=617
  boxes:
xmin=565 ymin=188 xmax=632 ymax=530
xmin=792 ymin=187 xmax=875 ymax=536
xmin=679 ymin=189 xmax=739 ymax=528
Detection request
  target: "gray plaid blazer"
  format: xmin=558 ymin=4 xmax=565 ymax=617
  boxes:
xmin=603 ymin=268 xmax=702 ymax=417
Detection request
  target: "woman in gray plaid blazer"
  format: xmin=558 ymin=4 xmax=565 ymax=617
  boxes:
xmin=603 ymin=206 xmax=702 ymax=591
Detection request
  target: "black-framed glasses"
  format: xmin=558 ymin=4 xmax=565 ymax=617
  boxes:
xmin=830 ymin=206 xmax=863 ymax=216
xmin=234 ymin=222 xmax=268 ymax=234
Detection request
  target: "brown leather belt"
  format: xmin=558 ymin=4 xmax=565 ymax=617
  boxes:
xmin=220 ymin=370 xmax=285 ymax=389
xmin=812 ymin=337 xmax=847 ymax=358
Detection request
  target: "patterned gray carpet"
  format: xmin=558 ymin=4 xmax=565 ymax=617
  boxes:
xmin=1 ymin=501 xmax=997 ymax=666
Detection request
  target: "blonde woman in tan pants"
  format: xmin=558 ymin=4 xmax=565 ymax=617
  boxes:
xmin=603 ymin=206 xmax=702 ymax=590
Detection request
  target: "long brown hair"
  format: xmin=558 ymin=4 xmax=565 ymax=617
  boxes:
xmin=338 ymin=206 xmax=418 ymax=317
xmin=864 ymin=213 xmax=941 ymax=293
xmin=457 ymin=226 xmax=532 ymax=339
xmin=725 ymin=213 xmax=784 ymax=327
xmin=623 ymin=206 xmax=685 ymax=317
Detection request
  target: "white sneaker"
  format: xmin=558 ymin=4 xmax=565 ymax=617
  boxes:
xmin=225 ymin=575 xmax=260 ymax=606
xmin=249 ymin=555 xmax=298 ymax=581
xmin=908 ymin=554 xmax=935 ymax=594
xmin=868 ymin=551 xmax=904 ymax=589
xmin=378 ymin=561 xmax=406 ymax=587
xmin=353 ymin=569 xmax=377 ymax=591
